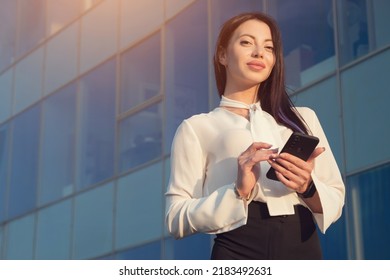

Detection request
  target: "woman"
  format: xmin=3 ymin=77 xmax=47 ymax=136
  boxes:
xmin=165 ymin=12 xmax=345 ymax=260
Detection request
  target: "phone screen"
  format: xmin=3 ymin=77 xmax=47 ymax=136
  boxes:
xmin=266 ymin=132 xmax=319 ymax=181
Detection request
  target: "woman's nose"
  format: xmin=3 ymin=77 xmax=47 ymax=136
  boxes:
xmin=252 ymin=46 xmax=264 ymax=58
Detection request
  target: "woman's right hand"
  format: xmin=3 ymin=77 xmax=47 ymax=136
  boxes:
xmin=236 ymin=142 xmax=277 ymax=198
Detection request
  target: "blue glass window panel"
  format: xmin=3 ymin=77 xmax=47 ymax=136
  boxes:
xmin=0 ymin=0 xmax=17 ymax=72
xmin=13 ymin=47 xmax=44 ymax=114
xmin=81 ymin=0 xmax=103 ymax=12
xmin=336 ymin=0 xmax=369 ymax=65
xmin=119 ymin=103 xmax=162 ymax=173
xmin=372 ymin=1 xmax=390 ymax=48
xmin=165 ymin=0 xmax=197 ymax=19
xmin=9 ymin=105 xmax=40 ymax=219
xmin=341 ymin=49 xmax=390 ymax=173
xmin=0 ymin=70 xmax=13 ymax=124
xmin=120 ymin=0 xmax=163 ymax=48
xmin=0 ymin=124 xmax=10 ymax=223
xmin=47 ymin=0 xmax=81 ymax=35
xmin=347 ymin=163 xmax=390 ymax=260
xmin=115 ymin=240 xmax=161 ymax=260
xmin=40 ymin=83 xmax=76 ymax=206
xmin=319 ymin=213 xmax=347 ymax=260
xmin=165 ymin=0 xmax=209 ymax=152
xmin=5 ymin=214 xmax=35 ymax=260
xmin=269 ymin=0 xmax=335 ymax=89
xmin=73 ymin=182 xmax=114 ymax=259
xmin=77 ymin=59 xmax=116 ymax=189
xmin=116 ymin=162 xmax=163 ymax=250
xmin=45 ymin=21 xmax=79 ymax=95
xmin=120 ymin=31 xmax=161 ymax=112
xmin=211 ymin=0 xmax=263 ymax=34
xmin=79 ymin=0 xmax=117 ymax=74
xmin=16 ymin=0 xmax=46 ymax=58
xmin=35 ymin=199 xmax=72 ymax=259
xmin=163 ymin=234 xmax=211 ymax=260
xmin=337 ymin=0 xmax=390 ymax=65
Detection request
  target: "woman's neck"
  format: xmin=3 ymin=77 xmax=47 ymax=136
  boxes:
xmin=223 ymin=84 xmax=259 ymax=105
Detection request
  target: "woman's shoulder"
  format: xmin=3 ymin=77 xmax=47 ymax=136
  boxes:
xmin=294 ymin=106 xmax=322 ymax=132
xmin=295 ymin=106 xmax=318 ymax=122
xmin=183 ymin=108 xmax=221 ymax=126
xmin=295 ymin=106 xmax=316 ymax=117
xmin=184 ymin=111 xmax=212 ymax=125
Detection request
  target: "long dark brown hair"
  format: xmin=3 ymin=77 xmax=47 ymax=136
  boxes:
xmin=214 ymin=12 xmax=310 ymax=134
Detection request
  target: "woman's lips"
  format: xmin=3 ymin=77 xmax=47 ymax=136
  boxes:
xmin=247 ymin=60 xmax=265 ymax=70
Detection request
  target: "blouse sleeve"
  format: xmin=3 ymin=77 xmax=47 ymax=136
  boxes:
xmin=300 ymin=108 xmax=346 ymax=233
xmin=165 ymin=120 xmax=253 ymax=239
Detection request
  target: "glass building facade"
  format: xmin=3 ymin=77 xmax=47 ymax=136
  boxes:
xmin=0 ymin=0 xmax=389 ymax=260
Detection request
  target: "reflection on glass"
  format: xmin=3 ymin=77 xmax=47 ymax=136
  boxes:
xmin=268 ymin=0 xmax=335 ymax=88
xmin=73 ymin=182 xmax=113 ymax=259
xmin=35 ymin=200 xmax=72 ymax=259
xmin=119 ymin=103 xmax=162 ymax=172
xmin=347 ymin=163 xmax=390 ymax=260
xmin=9 ymin=105 xmax=40 ymax=220
xmin=372 ymin=1 xmax=390 ymax=48
xmin=40 ymin=83 xmax=76 ymax=206
xmin=0 ymin=124 xmax=10 ymax=223
xmin=77 ymin=59 xmax=116 ymax=189
xmin=47 ymin=0 xmax=81 ymax=35
xmin=81 ymin=0 xmax=103 ymax=12
xmin=337 ymin=0 xmax=369 ymax=65
xmin=337 ymin=0 xmax=390 ymax=65
xmin=165 ymin=0 xmax=209 ymax=152
xmin=120 ymin=31 xmax=161 ymax=113
xmin=16 ymin=0 xmax=46 ymax=57
xmin=0 ymin=0 xmax=17 ymax=72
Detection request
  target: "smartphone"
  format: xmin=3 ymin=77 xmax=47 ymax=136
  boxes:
xmin=266 ymin=132 xmax=319 ymax=181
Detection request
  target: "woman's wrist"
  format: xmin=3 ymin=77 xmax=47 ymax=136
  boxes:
xmin=297 ymin=181 xmax=317 ymax=199
xmin=233 ymin=182 xmax=252 ymax=200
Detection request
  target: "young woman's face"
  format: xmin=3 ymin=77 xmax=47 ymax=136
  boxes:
xmin=219 ymin=19 xmax=276 ymax=91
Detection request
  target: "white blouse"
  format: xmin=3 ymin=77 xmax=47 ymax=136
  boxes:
xmin=165 ymin=96 xmax=345 ymax=239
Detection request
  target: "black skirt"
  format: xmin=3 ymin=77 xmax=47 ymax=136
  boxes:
xmin=211 ymin=201 xmax=322 ymax=260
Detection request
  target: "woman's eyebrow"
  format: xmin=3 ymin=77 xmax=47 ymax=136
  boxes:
xmin=239 ymin=34 xmax=273 ymax=43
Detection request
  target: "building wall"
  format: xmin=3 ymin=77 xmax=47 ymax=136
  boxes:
xmin=0 ymin=0 xmax=389 ymax=260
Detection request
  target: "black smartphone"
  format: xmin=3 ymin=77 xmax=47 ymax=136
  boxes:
xmin=266 ymin=132 xmax=319 ymax=181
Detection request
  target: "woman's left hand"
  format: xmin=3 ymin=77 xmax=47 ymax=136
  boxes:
xmin=267 ymin=147 xmax=325 ymax=194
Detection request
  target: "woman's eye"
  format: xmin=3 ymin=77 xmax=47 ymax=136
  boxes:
xmin=240 ymin=40 xmax=252 ymax=45
xmin=265 ymin=46 xmax=274 ymax=52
